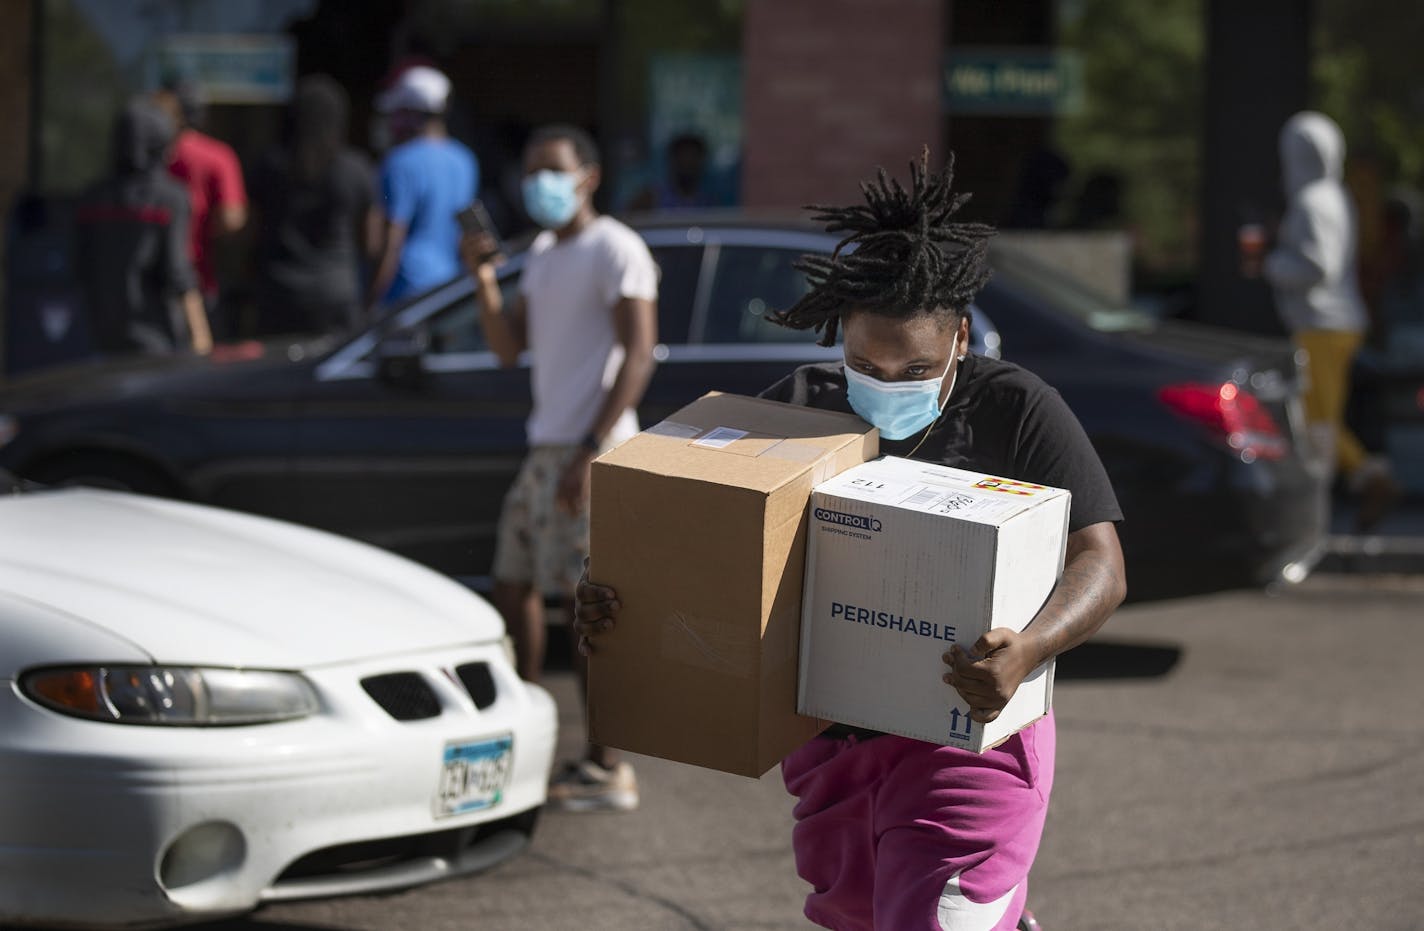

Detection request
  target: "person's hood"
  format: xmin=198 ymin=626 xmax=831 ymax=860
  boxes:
xmin=290 ymin=74 xmax=349 ymax=180
xmin=113 ymin=98 xmax=176 ymax=176
xmin=1279 ymin=111 xmax=1345 ymax=194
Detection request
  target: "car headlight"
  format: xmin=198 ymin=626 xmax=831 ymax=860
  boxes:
xmin=19 ymin=665 xmax=320 ymax=726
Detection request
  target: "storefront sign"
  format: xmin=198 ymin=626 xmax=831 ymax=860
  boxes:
xmin=943 ymin=49 xmax=1083 ymax=116
xmin=147 ymin=35 xmax=295 ymax=104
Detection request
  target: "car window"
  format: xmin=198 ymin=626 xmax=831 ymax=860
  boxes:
xmin=422 ymin=278 xmax=519 ymax=355
xmin=424 ymin=296 xmax=484 ymax=354
xmin=702 ymin=246 xmax=815 ymax=343
xmin=425 ymin=246 xmax=700 ymax=353
xmin=648 ymin=244 xmax=701 ymax=345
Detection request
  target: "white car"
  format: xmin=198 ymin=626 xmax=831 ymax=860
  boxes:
xmin=0 ymin=484 xmax=558 ymax=928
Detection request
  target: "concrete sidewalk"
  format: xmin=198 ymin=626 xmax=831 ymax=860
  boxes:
xmin=1321 ymin=492 xmax=1424 ymax=575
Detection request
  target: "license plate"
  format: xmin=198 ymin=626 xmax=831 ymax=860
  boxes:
xmin=434 ymin=735 xmax=513 ymax=818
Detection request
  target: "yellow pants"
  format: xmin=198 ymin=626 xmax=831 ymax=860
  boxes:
xmin=1294 ymin=329 xmax=1367 ymax=477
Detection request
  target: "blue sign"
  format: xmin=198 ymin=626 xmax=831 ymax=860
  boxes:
xmin=147 ymin=35 xmax=295 ymax=104
xmin=943 ymin=48 xmax=1083 ymax=116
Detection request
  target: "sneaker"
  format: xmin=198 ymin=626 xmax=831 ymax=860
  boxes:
xmin=1017 ymin=909 xmax=1042 ymax=930
xmin=547 ymin=759 xmax=639 ymax=812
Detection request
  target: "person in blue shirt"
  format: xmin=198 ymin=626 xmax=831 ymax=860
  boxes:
xmin=367 ymin=65 xmax=479 ymax=311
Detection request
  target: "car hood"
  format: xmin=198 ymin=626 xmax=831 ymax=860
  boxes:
xmin=0 ymin=489 xmax=504 ymax=669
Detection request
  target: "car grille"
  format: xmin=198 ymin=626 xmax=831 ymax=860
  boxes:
xmin=361 ymin=672 xmax=441 ymax=721
xmin=455 ymin=662 xmax=497 ymax=709
xmin=274 ymin=808 xmax=540 ymax=884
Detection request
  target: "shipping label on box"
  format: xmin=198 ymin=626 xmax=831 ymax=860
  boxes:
xmin=588 ymin=392 xmax=879 ymax=777
xmin=798 ymin=456 xmax=1070 ymax=751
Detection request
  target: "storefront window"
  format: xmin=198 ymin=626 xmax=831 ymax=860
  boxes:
xmin=1314 ymin=0 xmax=1424 ymax=487
xmin=1053 ymin=0 xmax=1205 ymax=290
xmin=398 ymin=0 xmax=743 ymax=220
xmin=610 ymin=0 xmax=744 ymax=210
xmin=408 ymin=0 xmax=605 ymax=41
xmin=35 ymin=0 xmax=314 ymax=194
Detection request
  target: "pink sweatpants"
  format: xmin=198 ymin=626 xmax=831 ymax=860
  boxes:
xmin=782 ymin=713 xmax=1055 ymax=931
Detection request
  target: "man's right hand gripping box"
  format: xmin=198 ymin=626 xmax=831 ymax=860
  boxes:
xmin=798 ymin=456 xmax=1070 ymax=752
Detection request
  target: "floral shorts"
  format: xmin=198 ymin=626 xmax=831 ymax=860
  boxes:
xmin=492 ymin=446 xmax=589 ymax=597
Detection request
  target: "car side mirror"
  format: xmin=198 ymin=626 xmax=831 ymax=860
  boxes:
xmin=376 ymin=327 xmax=428 ymax=390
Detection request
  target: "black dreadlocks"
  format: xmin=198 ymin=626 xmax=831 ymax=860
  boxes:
xmin=770 ymin=148 xmax=995 ymax=347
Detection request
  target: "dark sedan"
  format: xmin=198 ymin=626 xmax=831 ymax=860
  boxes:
xmin=0 ymin=214 xmax=1325 ymax=599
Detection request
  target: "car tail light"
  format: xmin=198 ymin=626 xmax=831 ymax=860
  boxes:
xmin=1158 ymin=382 xmax=1288 ymax=462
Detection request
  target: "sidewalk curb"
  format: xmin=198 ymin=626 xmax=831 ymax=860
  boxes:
xmin=1317 ymin=534 xmax=1424 ymax=575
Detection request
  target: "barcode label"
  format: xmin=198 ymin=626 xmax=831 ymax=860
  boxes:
xmin=903 ymin=488 xmax=941 ymax=509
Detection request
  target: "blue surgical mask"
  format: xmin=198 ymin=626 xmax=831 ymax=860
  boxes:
xmin=522 ymin=170 xmax=583 ymax=229
xmin=844 ymin=340 xmax=960 ymax=441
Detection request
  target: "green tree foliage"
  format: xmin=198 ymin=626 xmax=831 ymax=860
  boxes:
xmin=1054 ymin=0 xmax=1204 ymax=276
xmin=1314 ymin=0 xmax=1424 ymax=186
xmin=39 ymin=0 xmax=126 ymax=193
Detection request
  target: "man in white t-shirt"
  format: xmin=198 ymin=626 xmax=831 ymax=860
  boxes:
xmin=463 ymin=124 xmax=658 ymax=812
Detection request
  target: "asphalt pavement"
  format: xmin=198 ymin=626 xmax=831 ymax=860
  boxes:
xmin=206 ymin=570 xmax=1424 ymax=931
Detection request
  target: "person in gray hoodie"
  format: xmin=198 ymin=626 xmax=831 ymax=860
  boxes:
xmin=76 ymin=98 xmax=210 ymax=355
xmin=1261 ymin=110 xmax=1399 ymax=530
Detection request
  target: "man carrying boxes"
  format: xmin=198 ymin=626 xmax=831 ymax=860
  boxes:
xmin=576 ymin=149 xmax=1126 ymax=931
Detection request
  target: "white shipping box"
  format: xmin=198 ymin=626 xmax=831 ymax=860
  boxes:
xmin=798 ymin=456 xmax=1071 ymax=751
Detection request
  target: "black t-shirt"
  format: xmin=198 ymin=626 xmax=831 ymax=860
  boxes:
xmin=250 ymin=147 xmax=375 ymax=321
xmin=758 ymin=354 xmax=1122 ymax=531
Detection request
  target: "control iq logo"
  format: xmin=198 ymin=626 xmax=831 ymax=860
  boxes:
xmin=814 ymin=507 xmax=882 ymax=540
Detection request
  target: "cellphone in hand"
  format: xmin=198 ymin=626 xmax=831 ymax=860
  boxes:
xmin=455 ymin=200 xmax=503 ymax=261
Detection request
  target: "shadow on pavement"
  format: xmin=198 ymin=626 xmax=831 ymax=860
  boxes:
xmin=190 ymin=918 xmax=353 ymax=931
xmin=193 ymin=922 xmax=348 ymax=928
xmin=1055 ymin=639 xmax=1182 ymax=680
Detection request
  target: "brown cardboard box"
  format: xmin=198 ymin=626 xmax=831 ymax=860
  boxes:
xmin=587 ymin=392 xmax=879 ymax=777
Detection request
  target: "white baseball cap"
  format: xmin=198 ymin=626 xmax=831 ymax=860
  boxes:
xmin=376 ymin=65 xmax=451 ymax=114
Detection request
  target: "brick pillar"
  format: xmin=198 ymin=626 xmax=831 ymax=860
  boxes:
xmin=741 ymin=0 xmax=944 ymax=208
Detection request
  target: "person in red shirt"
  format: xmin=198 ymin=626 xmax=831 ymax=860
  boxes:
xmin=153 ymin=80 xmax=248 ymax=334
